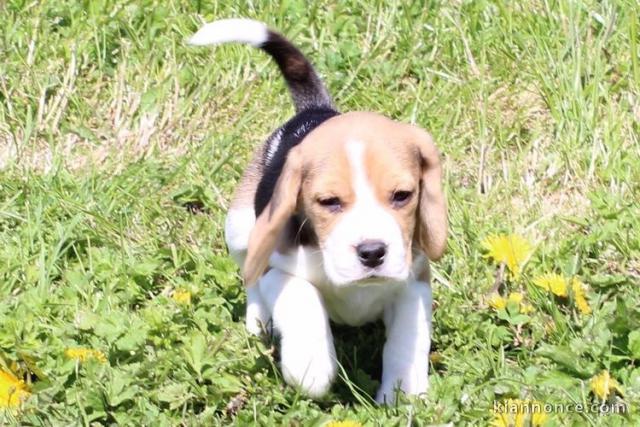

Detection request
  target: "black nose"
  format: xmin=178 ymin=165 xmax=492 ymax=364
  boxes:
xmin=356 ymin=240 xmax=387 ymax=268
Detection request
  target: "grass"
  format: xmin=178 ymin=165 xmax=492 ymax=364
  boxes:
xmin=0 ymin=0 xmax=639 ymax=425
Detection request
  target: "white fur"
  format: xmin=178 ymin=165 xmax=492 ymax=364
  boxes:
xmin=265 ymin=128 xmax=284 ymax=164
xmin=245 ymin=285 xmax=270 ymax=335
xmin=228 ymin=143 xmax=432 ymax=402
xmin=377 ymin=281 xmax=432 ymax=403
xmin=318 ymin=278 xmax=404 ymax=326
xmin=269 ymin=245 xmax=326 ymax=285
xmin=258 ymin=268 xmax=336 ymax=397
xmin=322 ymin=141 xmax=409 ymax=285
xmin=188 ymin=19 xmax=268 ymax=47
xmin=224 ymin=207 xmax=255 ymax=265
xmin=269 ymin=246 xmax=404 ymax=326
xmin=250 ymin=263 xmax=432 ymax=402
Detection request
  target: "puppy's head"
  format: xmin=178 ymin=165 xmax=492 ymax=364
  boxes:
xmin=244 ymin=112 xmax=447 ymax=286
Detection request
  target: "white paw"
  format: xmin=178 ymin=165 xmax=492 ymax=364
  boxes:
xmin=245 ymin=286 xmax=270 ymax=336
xmin=280 ymin=336 xmax=336 ymax=398
xmin=376 ymin=366 xmax=429 ymax=405
xmin=245 ymin=314 xmax=268 ymax=336
xmin=376 ymin=384 xmax=398 ymax=405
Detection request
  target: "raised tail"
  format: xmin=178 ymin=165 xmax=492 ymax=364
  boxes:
xmin=189 ymin=19 xmax=334 ymax=113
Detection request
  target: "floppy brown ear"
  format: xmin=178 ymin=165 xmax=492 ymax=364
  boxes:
xmin=243 ymin=148 xmax=303 ymax=285
xmin=411 ymin=127 xmax=447 ymax=261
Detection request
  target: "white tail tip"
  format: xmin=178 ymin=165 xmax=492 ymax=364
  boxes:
xmin=188 ymin=18 xmax=268 ymax=47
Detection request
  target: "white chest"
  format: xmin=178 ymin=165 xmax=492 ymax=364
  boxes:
xmin=268 ymin=246 xmax=406 ymax=326
xmin=317 ymin=280 xmax=405 ymax=325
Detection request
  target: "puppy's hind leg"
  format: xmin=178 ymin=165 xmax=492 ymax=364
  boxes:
xmin=225 ymin=208 xmax=270 ymax=335
xmin=224 ymin=206 xmax=255 ymax=266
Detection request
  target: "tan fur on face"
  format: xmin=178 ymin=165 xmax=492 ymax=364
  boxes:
xmin=300 ymin=150 xmax=354 ymax=244
xmin=242 ymin=112 xmax=447 ymax=285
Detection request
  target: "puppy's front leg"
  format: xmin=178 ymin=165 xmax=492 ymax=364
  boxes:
xmin=245 ymin=285 xmax=270 ymax=335
xmin=377 ymin=281 xmax=432 ymax=404
xmin=259 ymin=268 xmax=336 ymax=397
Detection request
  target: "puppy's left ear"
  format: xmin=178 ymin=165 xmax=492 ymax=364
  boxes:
xmin=410 ymin=126 xmax=447 ymax=261
xmin=243 ymin=148 xmax=303 ymax=285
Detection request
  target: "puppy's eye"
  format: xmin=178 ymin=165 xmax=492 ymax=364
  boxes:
xmin=317 ymin=196 xmax=342 ymax=212
xmin=390 ymin=190 xmax=413 ymax=207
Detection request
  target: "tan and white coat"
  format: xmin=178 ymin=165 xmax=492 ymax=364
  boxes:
xmin=191 ymin=19 xmax=447 ymax=404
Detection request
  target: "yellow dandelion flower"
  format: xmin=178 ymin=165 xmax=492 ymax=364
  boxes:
xmin=492 ymin=399 xmax=525 ymax=427
xmin=65 ymin=348 xmax=107 ymax=363
xmin=482 ymin=234 xmax=532 ymax=279
xmin=506 ymin=292 xmax=535 ymax=314
xmin=533 ymin=273 xmax=568 ymax=297
xmin=488 ymin=293 xmax=507 ymax=310
xmin=532 ymin=410 xmax=548 ymax=426
xmin=520 ymin=303 xmax=535 ymax=314
xmin=492 ymin=412 xmax=510 ymax=427
xmin=172 ymin=289 xmax=192 ymax=305
xmin=0 ymin=370 xmax=30 ymax=408
xmin=325 ymin=421 xmax=363 ymax=427
xmin=493 ymin=399 xmax=548 ymax=427
xmin=508 ymin=292 xmax=524 ymax=305
xmin=490 ymin=292 xmax=534 ymax=314
xmin=590 ymin=371 xmax=622 ymax=400
xmin=571 ymin=278 xmax=591 ymax=315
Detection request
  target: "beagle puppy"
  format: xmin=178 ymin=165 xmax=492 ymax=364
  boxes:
xmin=189 ymin=19 xmax=447 ymax=404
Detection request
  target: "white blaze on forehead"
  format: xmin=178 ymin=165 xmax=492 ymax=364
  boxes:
xmin=346 ymin=141 xmax=376 ymax=209
xmin=320 ymin=140 xmax=409 ymax=285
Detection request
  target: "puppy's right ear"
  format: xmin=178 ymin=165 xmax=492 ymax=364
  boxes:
xmin=243 ymin=148 xmax=303 ymax=285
